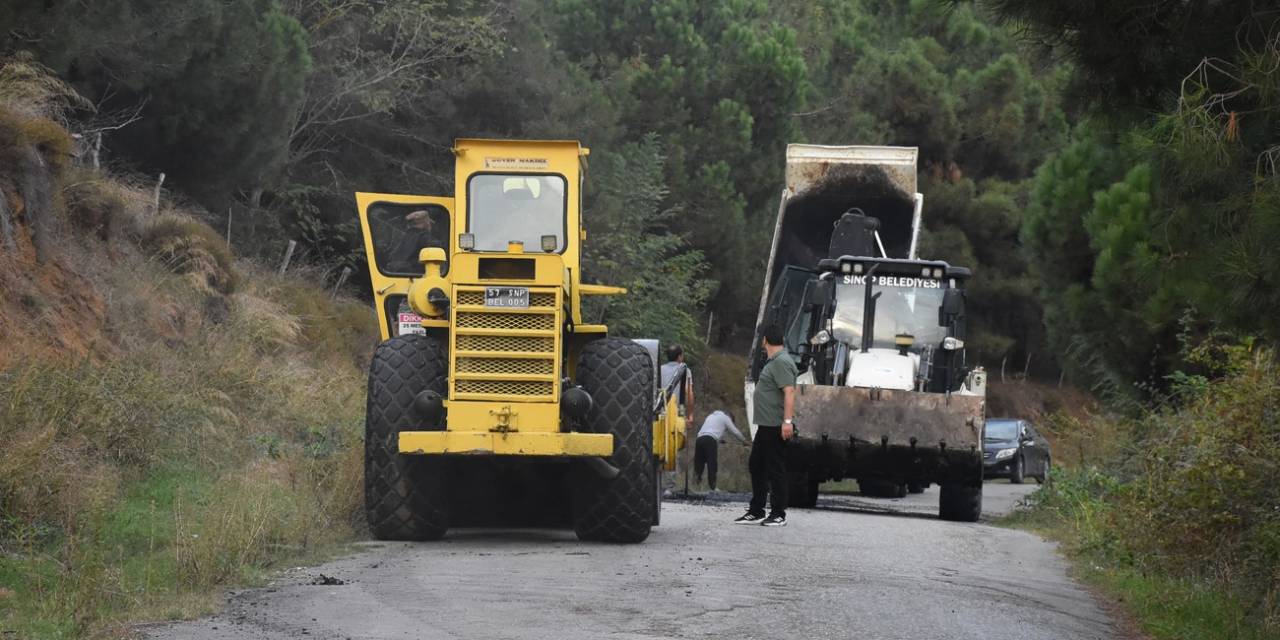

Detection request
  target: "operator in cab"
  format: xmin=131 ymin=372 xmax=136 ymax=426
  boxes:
xmin=735 ymin=323 xmax=797 ymax=527
xmin=388 ymin=209 xmax=443 ymax=273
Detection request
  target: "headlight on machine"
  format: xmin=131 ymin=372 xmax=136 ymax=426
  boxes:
xmin=811 ymin=329 xmax=832 ymax=345
xmin=995 ymin=448 xmax=1017 ymax=460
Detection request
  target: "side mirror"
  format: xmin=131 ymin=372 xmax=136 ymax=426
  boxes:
xmin=940 ymin=288 xmax=965 ymax=325
xmin=804 ymin=279 xmax=832 ymax=311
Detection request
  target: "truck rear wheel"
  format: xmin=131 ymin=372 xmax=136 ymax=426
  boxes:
xmin=572 ymin=338 xmax=656 ymax=543
xmin=364 ymin=334 xmax=449 ymax=540
xmin=938 ymin=482 xmax=982 ymax=522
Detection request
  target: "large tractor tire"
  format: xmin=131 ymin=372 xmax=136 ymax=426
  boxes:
xmin=364 ymin=334 xmax=449 ymax=540
xmin=938 ymin=482 xmax=982 ymax=522
xmin=572 ymin=338 xmax=656 ymax=543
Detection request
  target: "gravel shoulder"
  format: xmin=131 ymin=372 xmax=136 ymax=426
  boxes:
xmin=143 ymin=483 xmax=1115 ymax=640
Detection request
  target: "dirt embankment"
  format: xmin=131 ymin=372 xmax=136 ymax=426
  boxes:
xmin=1 ymin=84 xmax=378 ymax=638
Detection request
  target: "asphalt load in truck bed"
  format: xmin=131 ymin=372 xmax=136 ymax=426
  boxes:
xmin=141 ymin=484 xmax=1116 ymax=640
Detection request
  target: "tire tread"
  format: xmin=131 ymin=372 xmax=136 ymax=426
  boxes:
xmin=572 ymin=338 xmax=655 ymax=543
xmin=364 ymin=335 xmax=449 ymax=540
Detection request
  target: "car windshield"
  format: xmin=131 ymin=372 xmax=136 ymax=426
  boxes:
xmin=985 ymin=420 xmax=1019 ymax=441
xmin=468 ymin=174 xmax=566 ymax=252
xmin=830 ymin=274 xmax=948 ymax=350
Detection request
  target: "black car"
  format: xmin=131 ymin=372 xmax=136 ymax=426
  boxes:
xmin=983 ymin=418 xmax=1051 ymax=484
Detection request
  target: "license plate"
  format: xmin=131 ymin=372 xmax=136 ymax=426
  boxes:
xmin=484 ymin=287 xmax=529 ymax=308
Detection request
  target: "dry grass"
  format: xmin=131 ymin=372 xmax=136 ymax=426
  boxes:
xmin=0 ymin=55 xmax=375 ymax=638
xmin=62 ymin=171 xmax=142 ymax=242
xmin=141 ymin=215 xmax=239 ymax=295
xmin=0 ymin=211 xmax=373 ymax=640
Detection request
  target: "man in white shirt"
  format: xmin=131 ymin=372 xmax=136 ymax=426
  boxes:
xmin=693 ymin=410 xmax=748 ymax=491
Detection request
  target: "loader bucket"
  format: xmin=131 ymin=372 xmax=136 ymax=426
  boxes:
xmin=788 ymin=384 xmax=985 ymax=483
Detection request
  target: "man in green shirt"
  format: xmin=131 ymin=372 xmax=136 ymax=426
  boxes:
xmin=735 ymin=323 xmax=797 ymax=527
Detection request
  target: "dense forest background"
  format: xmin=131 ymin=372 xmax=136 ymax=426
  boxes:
xmin=0 ymin=0 xmax=1069 ymax=376
xmin=3 ymin=0 xmax=1278 ymax=401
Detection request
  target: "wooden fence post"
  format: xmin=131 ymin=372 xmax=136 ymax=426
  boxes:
xmin=278 ymin=240 xmax=297 ymax=275
xmin=331 ymin=266 xmax=352 ymax=298
xmin=151 ymin=172 xmax=165 ymax=217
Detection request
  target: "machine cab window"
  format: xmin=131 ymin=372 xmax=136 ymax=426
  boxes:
xmin=367 ymin=202 xmax=450 ymax=277
xmin=830 ymin=276 xmax=948 ymax=351
xmin=467 ymin=174 xmax=567 ymax=252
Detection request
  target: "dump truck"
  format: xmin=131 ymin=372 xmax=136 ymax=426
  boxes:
xmin=746 ymin=144 xmax=987 ymax=521
xmin=354 ymin=139 xmax=686 ymax=542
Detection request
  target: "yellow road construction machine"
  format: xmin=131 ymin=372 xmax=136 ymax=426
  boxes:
xmin=355 ymin=139 xmax=685 ymax=542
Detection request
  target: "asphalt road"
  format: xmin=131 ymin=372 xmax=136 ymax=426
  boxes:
xmin=143 ymin=482 xmax=1116 ymax=640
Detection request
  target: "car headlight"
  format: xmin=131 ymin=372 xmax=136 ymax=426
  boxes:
xmin=994 ymin=448 xmax=1017 ymax=460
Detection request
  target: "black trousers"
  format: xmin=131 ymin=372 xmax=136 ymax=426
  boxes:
xmin=748 ymin=425 xmax=787 ymax=517
xmin=693 ymin=435 xmax=719 ymax=490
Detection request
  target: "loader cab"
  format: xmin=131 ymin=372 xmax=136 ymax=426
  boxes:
xmin=765 ymin=256 xmax=972 ymax=393
xmin=356 ymin=141 xmax=591 ymax=341
xmin=452 ymin=139 xmax=585 ymax=269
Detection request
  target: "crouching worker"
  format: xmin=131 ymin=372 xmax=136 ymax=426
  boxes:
xmin=693 ymin=410 xmax=748 ymax=492
xmin=735 ymin=323 xmax=796 ymax=527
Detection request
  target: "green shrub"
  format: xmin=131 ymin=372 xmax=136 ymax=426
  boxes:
xmin=1120 ymin=351 xmax=1280 ymax=611
xmin=1017 ymin=349 xmax=1280 ymax=633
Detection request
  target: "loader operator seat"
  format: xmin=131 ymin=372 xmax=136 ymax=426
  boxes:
xmin=828 ymin=208 xmax=880 ymax=259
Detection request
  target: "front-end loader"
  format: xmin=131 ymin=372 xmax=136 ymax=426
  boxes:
xmin=354 ymin=139 xmax=685 ymax=542
xmin=746 ymin=144 xmax=987 ymax=521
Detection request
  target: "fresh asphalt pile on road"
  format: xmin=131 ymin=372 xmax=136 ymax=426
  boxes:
xmin=143 ymin=483 xmax=1116 ymax=640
